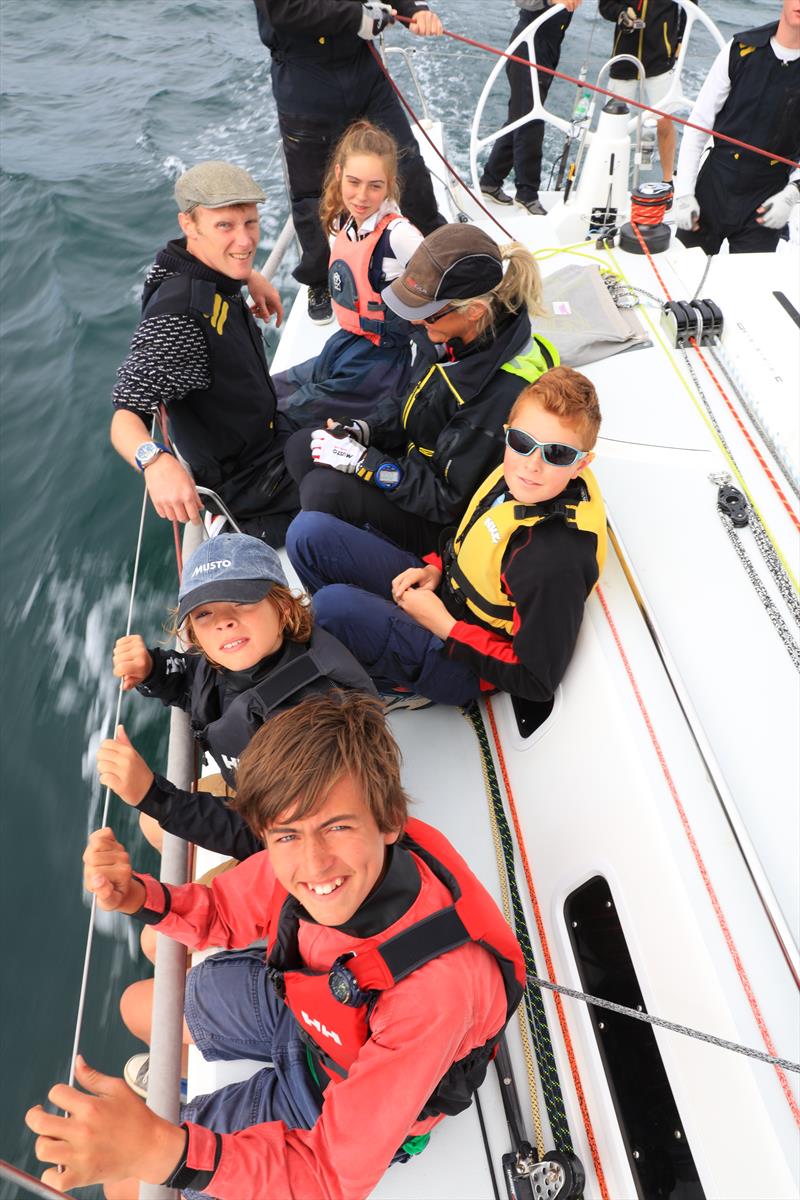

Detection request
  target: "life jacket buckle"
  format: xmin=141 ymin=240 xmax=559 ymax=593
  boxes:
xmin=266 ymin=965 xmax=287 ymax=1001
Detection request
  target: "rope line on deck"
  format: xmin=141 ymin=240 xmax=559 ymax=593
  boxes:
xmin=527 ymin=974 xmax=800 ymax=1073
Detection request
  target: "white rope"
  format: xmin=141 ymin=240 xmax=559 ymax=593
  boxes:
xmin=67 ymin=470 xmax=151 ymax=1090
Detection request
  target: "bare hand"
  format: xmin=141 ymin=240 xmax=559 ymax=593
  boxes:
xmin=82 ymin=828 xmax=143 ymax=913
xmin=555 ymin=0 xmax=582 ymax=11
xmin=396 ymin=586 xmax=455 ymax=639
xmin=25 ymin=1055 xmax=187 ymax=1192
xmin=112 ymin=635 xmax=153 ymax=690
xmin=144 ymin=454 xmax=202 ymax=525
xmin=96 ymin=725 xmax=154 ymax=808
xmin=409 ymin=9 xmax=443 ymax=35
xmin=392 ymin=564 xmax=441 ymax=601
xmin=248 ymin=271 xmax=283 ymax=326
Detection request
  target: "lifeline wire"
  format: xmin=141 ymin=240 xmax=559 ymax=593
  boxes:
xmin=67 ymin=460 xmax=150 ymax=1090
xmin=527 ymin=974 xmax=800 ymax=1074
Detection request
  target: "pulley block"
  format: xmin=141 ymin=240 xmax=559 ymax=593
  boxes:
xmin=717 ymin=483 xmax=749 ymax=528
xmin=661 ymin=298 xmax=724 ymax=348
xmin=502 ymin=1148 xmax=585 ymax=1200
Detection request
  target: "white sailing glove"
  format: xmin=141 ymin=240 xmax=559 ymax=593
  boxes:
xmin=359 ymin=1 xmax=394 ymax=40
xmin=757 ymin=182 xmax=800 ymax=230
xmin=674 ymin=193 xmax=700 ymax=231
xmin=311 ymin=430 xmax=366 ymax=474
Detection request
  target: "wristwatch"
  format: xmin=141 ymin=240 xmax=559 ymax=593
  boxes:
xmin=374 ymin=461 xmax=403 ymax=491
xmin=329 ymin=954 xmax=371 ymax=1007
xmin=134 ymin=440 xmax=172 ymax=472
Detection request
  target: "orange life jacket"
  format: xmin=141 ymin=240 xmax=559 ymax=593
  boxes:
xmin=328 ymin=212 xmax=398 ymax=347
xmin=264 ymin=817 xmax=525 ymax=1118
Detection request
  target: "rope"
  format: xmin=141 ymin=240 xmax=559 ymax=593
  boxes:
xmin=465 ymin=706 xmax=577 ymax=1159
xmin=391 ymin=16 xmax=800 ymax=172
xmin=595 ymin=585 xmax=800 ymax=1128
xmin=158 ymin=403 xmax=185 ymax=576
xmin=479 ymin=701 xmax=611 ymax=1199
xmin=603 ymin=240 xmax=800 ymax=594
xmin=467 ymin=706 xmax=546 ymax=1155
xmin=526 ymin=974 xmax=800 ymax=1074
xmin=67 ymin=466 xmax=151 ymax=1091
xmin=367 ymin=43 xmax=513 ymax=242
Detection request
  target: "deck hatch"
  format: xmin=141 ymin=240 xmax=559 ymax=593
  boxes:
xmin=564 ymin=876 xmax=704 ymax=1199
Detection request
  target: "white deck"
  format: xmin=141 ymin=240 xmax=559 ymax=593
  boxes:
xmin=185 ymin=119 xmax=800 ymax=1199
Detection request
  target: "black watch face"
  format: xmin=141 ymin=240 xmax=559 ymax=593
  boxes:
xmin=329 ymin=968 xmax=352 ymax=1004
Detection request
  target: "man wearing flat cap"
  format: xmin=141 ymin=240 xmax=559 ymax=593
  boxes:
xmin=111 ymin=161 xmax=299 ymax=545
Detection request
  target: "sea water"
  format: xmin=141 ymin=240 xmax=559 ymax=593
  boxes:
xmin=0 ymin=0 xmax=770 ymax=1188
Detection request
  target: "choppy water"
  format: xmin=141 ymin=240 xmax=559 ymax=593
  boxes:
xmin=0 ymin=0 xmax=767 ymax=1189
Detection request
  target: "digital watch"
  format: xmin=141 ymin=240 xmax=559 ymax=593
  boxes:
xmin=374 ymin=461 xmax=403 ymax=491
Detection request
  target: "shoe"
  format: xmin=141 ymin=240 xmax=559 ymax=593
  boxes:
xmin=203 ymin=510 xmax=227 ymax=538
xmin=381 ymin=690 xmax=435 ymax=713
xmin=124 ymin=1053 xmax=188 ymax=1103
xmin=479 ymin=181 xmax=514 ymax=206
xmin=124 ymin=1053 xmax=150 ymax=1099
xmin=307 ymin=285 xmax=333 ymax=325
xmin=515 ymin=197 xmax=547 ymax=216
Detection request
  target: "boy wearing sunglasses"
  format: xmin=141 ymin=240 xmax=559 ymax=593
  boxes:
xmin=287 ymin=366 xmax=607 ymax=706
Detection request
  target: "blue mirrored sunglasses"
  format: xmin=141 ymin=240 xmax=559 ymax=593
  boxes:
xmin=505 ymin=426 xmax=588 ymax=468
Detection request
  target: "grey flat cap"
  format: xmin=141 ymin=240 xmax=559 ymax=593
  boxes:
xmin=175 ymin=160 xmax=266 ymax=212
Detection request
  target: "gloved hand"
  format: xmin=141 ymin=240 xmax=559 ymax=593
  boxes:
xmin=359 ymin=1 xmax=394 ymax=40
xmin=618 ymin=6 xmax=643 ymax=30
xmin=674 ymin=193 xmax=700 ymax=231
xmin=327 ymin=418 xmax=371 ymax=446
xmin=311 ymin=430 xmax=366 ymax=473
xmin=757 ymin=182 xmax=800 ymax=230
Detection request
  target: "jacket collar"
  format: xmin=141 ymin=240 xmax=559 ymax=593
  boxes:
xmin=438 ymin=306 xmax=532 ymax=400
xmin=289 ymin=842 xmax=422 ymax=939
xmin=156 ymin=238 xmax=245 ymax=296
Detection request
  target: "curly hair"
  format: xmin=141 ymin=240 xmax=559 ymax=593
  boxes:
xmin=319 ymin=120 xmax=401 ymax=235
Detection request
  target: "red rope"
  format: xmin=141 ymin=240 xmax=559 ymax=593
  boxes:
xmin=393 ymin=17 xmax=800 ymax=173
xmin=484 ymin=696 xmax=610 ymax=1200
xmin=158 ymin=404 xmax=184 ymax=577
xmin=594 ymin=586 xmax=800 ymax=1127
xmin=368 ymin=44 xmax=513 ymax=241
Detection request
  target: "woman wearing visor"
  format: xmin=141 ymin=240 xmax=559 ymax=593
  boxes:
xmin=284 ymin=224 xmax=557 ymax=556
xmin=287 ymin=368 xmax=606 ymax=708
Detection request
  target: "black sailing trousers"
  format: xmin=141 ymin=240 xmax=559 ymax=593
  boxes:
xmin=272 ymin=44 xmax=445 ymax=287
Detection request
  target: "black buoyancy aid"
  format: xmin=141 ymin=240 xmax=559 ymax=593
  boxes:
xmin=141 ymin=247 xmax=282 ymax=502
xmin=714 ymin=22 xmax=800 ymax=179
xmin=265 ymin=818 xmax=525 ymax=1119
xmin=609 ymin=0 xmax=687 ymax=81
xmin=329 ymin=213 xmax=398 ymax=347
xmin=401 ymin=333 xmax=559 ymax=459
xmin=445 ymin=465 xmax=607 ymax=635
xmin=189 ymin=630 xmax=376 ymax=787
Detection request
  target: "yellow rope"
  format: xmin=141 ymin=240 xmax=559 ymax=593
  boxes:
xmin=469 ymin=711 xmax=545 ymax=1156
xmin=604 ymin=244 xmax=799 ymax=593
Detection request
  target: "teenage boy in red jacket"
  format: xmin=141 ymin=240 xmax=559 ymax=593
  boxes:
xmin=27 ymin=693 xmax=524 ymax=1200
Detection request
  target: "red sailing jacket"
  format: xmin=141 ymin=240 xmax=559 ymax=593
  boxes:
xmin=264 ymin=816 xmax=525 ymax=1115
xmin=328 ymin=212 xmax=398 ymax=347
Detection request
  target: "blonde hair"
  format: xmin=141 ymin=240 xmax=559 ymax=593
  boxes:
xmin=232 ymin=691 xmax=409 ymax=835
xmin=509 ymin=366 xmax=602 ymax=450
xmin=165 ymin=585 xmax=313 ymax=664
xmin=450 ymin=242 xmax=544 ymax=334
xmin=320 ymin=121 xmax=401 ymax=235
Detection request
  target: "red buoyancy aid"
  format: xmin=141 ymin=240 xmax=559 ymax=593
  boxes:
xmin=328 ymin=212 xmax=398 ymax=347
xmin=264 ymin=817 xmax=525 ymax=1119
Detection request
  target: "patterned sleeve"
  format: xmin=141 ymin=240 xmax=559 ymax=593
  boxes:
xmin=112 ymin=312 xmax=211 ymax=417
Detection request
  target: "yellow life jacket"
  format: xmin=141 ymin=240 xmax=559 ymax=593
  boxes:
xmin=445 ymin=464 xmax=607 ymax=635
